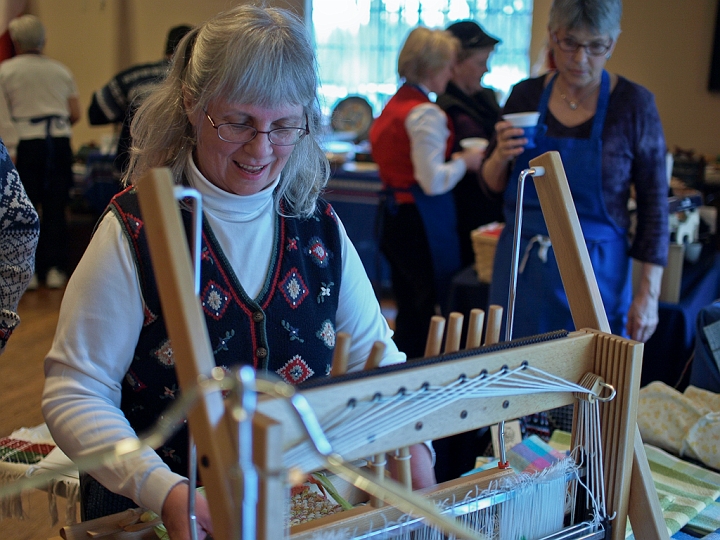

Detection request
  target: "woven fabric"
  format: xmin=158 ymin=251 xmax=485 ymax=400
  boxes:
xmin=507 ymin=434 xmax=568 ymax=474
xmin=638 ymin=382 xmax=720 ymax=470
xmin=626 ymin=445 xmax=720 ymax=539
xmin=0 ymin=437 xmax=54 ymax=465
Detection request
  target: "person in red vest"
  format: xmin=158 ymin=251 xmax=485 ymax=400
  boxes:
xmin=370 ymin=26 xmax=485 ymax=360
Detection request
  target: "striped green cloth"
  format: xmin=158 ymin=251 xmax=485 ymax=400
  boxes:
xmin=626 ymin=445 xmax=720 ymax=539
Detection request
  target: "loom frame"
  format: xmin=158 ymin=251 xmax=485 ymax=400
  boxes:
xmin=131 ymin=152 xmax=667 ymax=540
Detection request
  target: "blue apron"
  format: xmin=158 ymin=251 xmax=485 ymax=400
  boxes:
xmin=488 ymin=70 xmax=631 ymax=338
xmin=410 ymin=184 xmax=461 ymax=311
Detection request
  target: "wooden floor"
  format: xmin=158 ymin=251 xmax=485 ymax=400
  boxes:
xmin=0 ymin=286 xmax=75 ymax=540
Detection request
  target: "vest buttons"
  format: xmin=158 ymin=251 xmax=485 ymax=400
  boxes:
xmin=253 ymin=311 xmax=264 ymax=322
xmin=255 ymin=347 xmax=268 ymax=359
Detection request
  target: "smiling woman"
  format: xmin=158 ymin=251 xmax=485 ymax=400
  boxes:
xmin=189 ymin=99 xmax=305 ymax=196
xmin=41 ymin=5 xmax=436 ymax=539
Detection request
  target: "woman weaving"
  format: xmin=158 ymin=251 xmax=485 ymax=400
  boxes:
xmin=483 ymin=0 xmax=668 ymax=343
xmin=41 ymin=6 xmax=434 ymax=539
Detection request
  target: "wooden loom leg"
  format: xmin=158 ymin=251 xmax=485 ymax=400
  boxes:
xmin=253 ymin=412 xmax=284 ymax=540
xmin=529 ymin=152 xmax=668 ymax=540
xmin=136 ymin=168 xmax=239 ymax=540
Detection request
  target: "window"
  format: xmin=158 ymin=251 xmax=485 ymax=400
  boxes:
xmin=309 ymin=0 xmax=534 ymax=123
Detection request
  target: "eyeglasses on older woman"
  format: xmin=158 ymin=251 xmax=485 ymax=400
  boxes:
xmin=552 ymin=33 xmax=612 ymax=56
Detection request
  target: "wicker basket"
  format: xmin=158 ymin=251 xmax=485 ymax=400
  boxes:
xmin=471 ymin=222 xmax=504 ymax=283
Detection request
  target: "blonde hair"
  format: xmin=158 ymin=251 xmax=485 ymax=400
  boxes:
xmin=125 ymin=4 xmax=329 ymax=218
xmin=398 ymin=27 xmax=459 ymax=84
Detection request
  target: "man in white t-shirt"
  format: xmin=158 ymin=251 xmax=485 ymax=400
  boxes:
xmin=0 ymin=14 xmax=80 ymax=289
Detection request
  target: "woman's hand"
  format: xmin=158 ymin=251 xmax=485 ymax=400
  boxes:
xmin=626 ymin=291 xmax=659 ymax=343
xmin=493 ymin=120 xmax=527 ymax=162
xmin=480 ymin=120 xmax=528 ymax=193
xmin=161 ymin=482 xmax=213 ymax=540
xmin=453 ymin=147 xmax=485 ymax=172
xmin=386 ymin=443 xmax=436 ymax=490
xmin=626 ymin=262 xmax=663 ymax=342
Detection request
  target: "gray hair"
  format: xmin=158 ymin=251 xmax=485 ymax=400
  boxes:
xmin=398 ymin=27 xmax=459 ymax=84
xmin=125 ymin=4 xmax=329 ymax=218
xmin=8 ymin=15 xmax=45 ymax=53
xmin=548 ymin=0 xmax=622 ymax=40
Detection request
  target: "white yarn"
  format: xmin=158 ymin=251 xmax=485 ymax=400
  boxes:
xmin=285 ymin=364 xmax=599 ymax=472
xmin=296 ymin=363 xmax=610 ymax=540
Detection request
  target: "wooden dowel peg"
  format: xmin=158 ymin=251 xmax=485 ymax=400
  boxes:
xmin=424 ymin=315 xmax=445 ymax=358
xmin=445 ymin=312 xmax=463 ymax=354
xmin=330 ymin=332 xmax=351 ymax=377
xmin=485 ymin=305 xmax=503 ymax=345
xmin=466 ymin=308 xmax=485 ymax=349
xmin=363 ymin=341 xmax=386 ymax=371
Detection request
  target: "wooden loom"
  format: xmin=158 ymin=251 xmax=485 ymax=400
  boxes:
xmin=125 ymin=151 xmax=667 ymax=540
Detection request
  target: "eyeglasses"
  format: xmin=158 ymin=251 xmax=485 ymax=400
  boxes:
xmin=204 ymin=111 xmax=309 ymax=146
xmin=552 ymin=33 xmax=612 ymax=56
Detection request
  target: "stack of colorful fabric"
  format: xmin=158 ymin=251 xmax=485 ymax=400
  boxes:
xmin=507 ymin=433 xmax=568 ymax=474
xmin=514 ymin=430 xmax=720 ymax=539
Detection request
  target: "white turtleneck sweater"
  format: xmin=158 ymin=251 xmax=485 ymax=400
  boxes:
xmin=42 ymin=159 xmax=404 ymax=516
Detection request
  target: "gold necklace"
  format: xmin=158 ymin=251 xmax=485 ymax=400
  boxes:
xmin=558 ymin=82 xmax=600 ymax=111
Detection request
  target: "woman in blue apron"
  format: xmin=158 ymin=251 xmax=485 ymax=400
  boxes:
xmin=370 ymin=27 xmax=485 ymax=360
xmin=483 ymin=0 xmax=668 ymax=344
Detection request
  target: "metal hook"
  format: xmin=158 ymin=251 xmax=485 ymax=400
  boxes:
xmin=596 ymin=382 xmax=616 ymax=402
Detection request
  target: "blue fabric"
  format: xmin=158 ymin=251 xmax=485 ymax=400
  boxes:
xmin=689 ymin=300 xmax=720 ymax=393
xmin=489 ymin=71 xmax=631 ymax=339
xmin=409 ymin=184 xmax=461 ymax=307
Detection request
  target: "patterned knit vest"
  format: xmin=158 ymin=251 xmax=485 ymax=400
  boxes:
xmin=107 ymin=187 xmax=342 ymax=475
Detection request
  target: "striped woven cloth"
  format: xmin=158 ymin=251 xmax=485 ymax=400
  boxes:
xmin=626 ymin=445 xmax=720 ymax=539
xmin=507 ymin=434 xmax=568 ymax=473
xmin=548 ymin=432 xmax=720 ymax=539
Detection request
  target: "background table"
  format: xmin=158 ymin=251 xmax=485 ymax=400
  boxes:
xmin=642 ymin=242 xmax=720 ymax=389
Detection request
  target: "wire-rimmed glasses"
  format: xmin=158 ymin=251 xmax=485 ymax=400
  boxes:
xmin=205 ymin=111 xmax=309 ymax=146
xmin=552 ymin=33 xmax=612 ymax=57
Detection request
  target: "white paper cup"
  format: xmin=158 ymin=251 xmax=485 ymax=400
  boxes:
xmin=459 ymin=137 xmax=489 ymax=151
xmin=502 ymin=112 xmax=540 ymax=127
